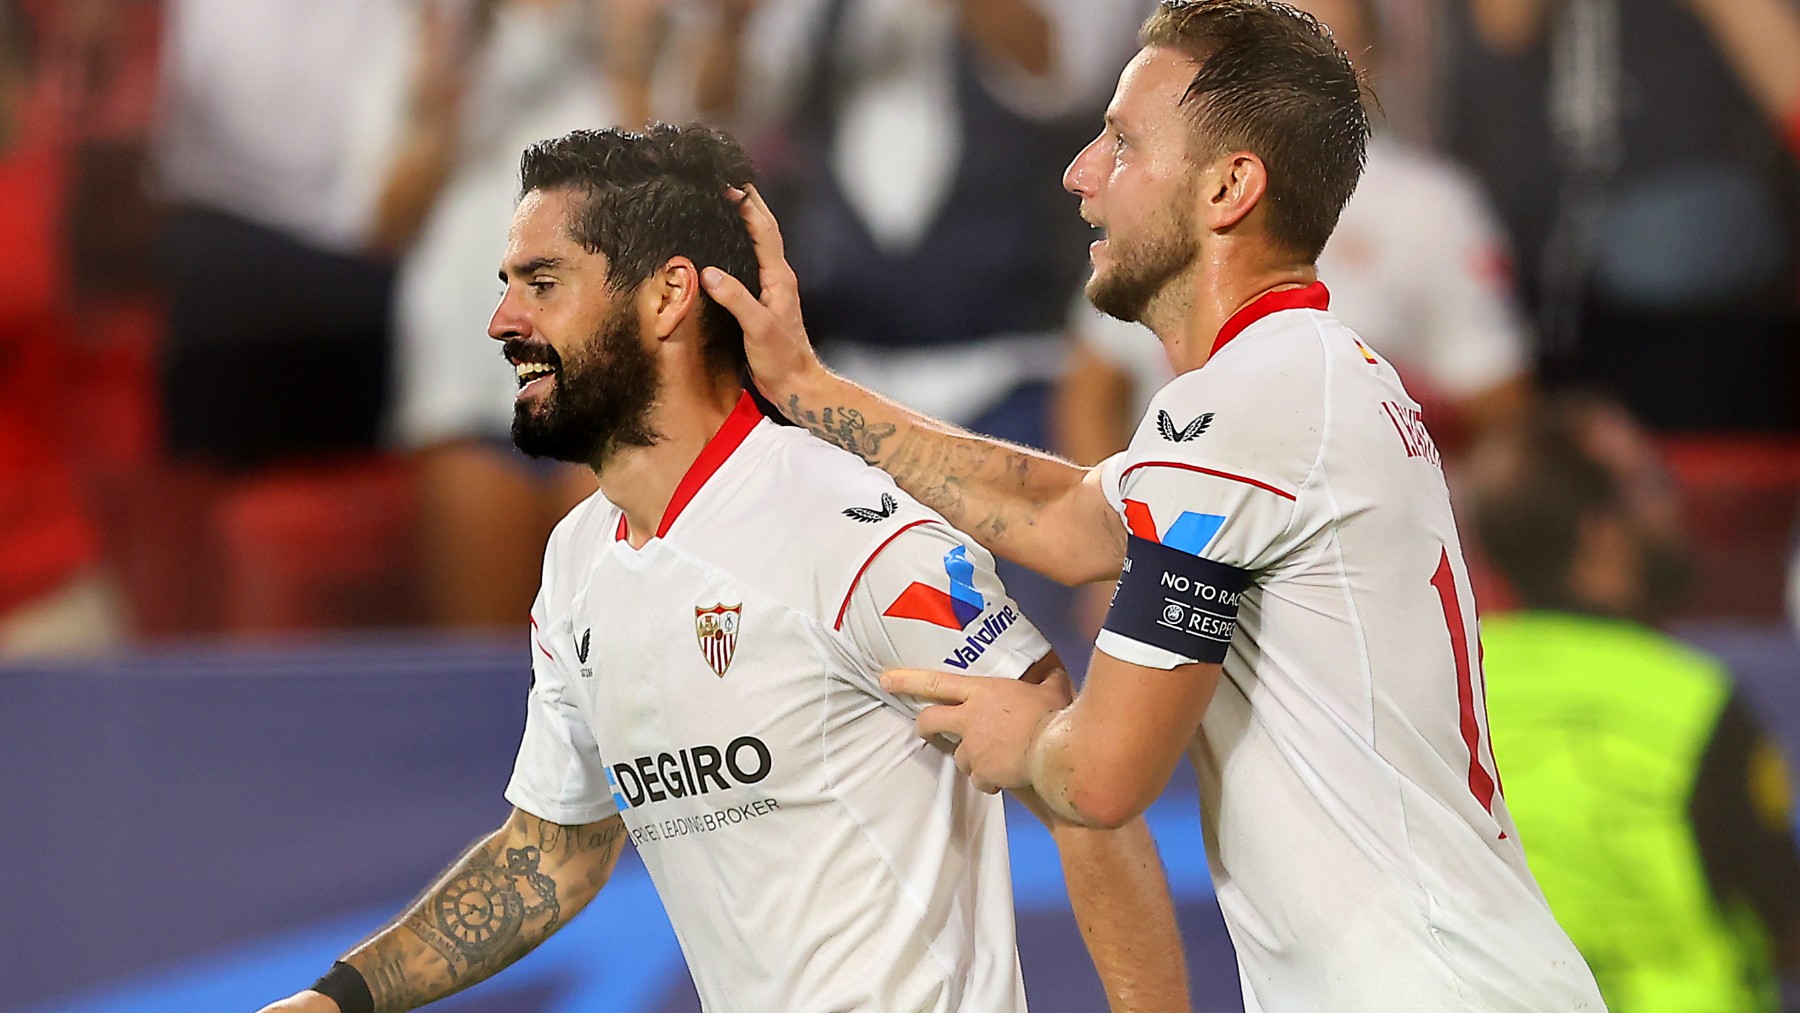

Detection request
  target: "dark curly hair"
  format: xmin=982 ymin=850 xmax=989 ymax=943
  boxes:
xmin=1142 ymin=0 xmax=1370 ymax=261
xmin=518 ymin=124 xmax=761 ymax=382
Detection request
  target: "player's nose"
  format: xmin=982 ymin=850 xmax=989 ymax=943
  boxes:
xmin=488 ymin=287 xmax=531 ymax=342
xmin=1064 ymin=135 xmax=1104 ymax=198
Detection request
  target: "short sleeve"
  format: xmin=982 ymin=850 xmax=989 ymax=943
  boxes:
xmin=503 ymin=596 xmax=618 ymax=826
xmin=1095 ymin=374 xmax=1311 ymax=669
xmin=837 ymin=521 xmax=1052 ymax=717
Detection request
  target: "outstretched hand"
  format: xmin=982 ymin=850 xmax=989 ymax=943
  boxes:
xmin=701 ymin=185 xmax=826 ymax=414
xmin=881 ymin=667 xmax=1071 ymax=794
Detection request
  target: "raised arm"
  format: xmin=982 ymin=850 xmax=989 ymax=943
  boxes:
xmin=701 ymin=186 xmax=1127 ymax=586
xmin=258 ymin=808 xmax=627 ymax=1013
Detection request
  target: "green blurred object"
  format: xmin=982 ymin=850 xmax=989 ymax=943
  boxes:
xmin=1484 ymin=611 xmax=1776 ymax=1012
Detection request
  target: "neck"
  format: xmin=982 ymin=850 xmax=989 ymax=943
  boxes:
xmin=596 ymin=372 xmax=743 ymax=548
xmin=1146 ymin=244 xmax=1317 ymax=374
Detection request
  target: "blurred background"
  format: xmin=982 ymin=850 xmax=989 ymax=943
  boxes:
xmin=3 ymin=0 xmax=1799 ymax=1009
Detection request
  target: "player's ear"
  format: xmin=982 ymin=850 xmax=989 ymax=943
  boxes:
xmin=1199 ymin=151 xmax=1267 ymax=233
xmin=645 ymin=256 xmax=702 ymax=342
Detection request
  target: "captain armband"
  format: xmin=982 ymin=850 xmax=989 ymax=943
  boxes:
xmin=1102 ymin=535 xmax=1252 ymax=665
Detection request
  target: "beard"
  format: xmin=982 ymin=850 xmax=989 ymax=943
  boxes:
xmin=510 ymin=298 xmax=661 ymax=464
xmin=1087 ymin=204 xmax=1200 ymax=324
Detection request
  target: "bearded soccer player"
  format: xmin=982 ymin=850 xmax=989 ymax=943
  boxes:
xmin=700 ymin=1 xmax=1606 ymax=1009
xmin=254 ymin=126 xmax=1187 ymax=1013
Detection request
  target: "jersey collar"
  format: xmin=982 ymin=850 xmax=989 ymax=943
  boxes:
xmin=613 ymin=390 xmax=764 ymax=542
xmin=1209 ymin=281 xmax=1331 ymax=358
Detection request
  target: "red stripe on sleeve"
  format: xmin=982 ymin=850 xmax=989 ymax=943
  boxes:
xmin=529 ymin=614 xmax=555 ymax=663
xmin=833 ymin=518 xmax=941 ymax=631
xmin=1119 ymin=460 xmax=1297 ymax=501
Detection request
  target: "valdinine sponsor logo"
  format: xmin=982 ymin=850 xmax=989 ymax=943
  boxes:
xmin=940 ymin=604 xmax=1021 ymax=670
xmin=606 ymin=735 xmax=773 ymax=810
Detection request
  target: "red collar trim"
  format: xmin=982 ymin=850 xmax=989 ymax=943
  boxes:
xmin=1209 ymin=282 xmax=1331 ymax=357
xmin=616 ymin=391 xmax=763 ymax=542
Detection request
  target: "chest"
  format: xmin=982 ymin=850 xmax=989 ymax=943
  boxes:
xmin=557 ymin=547 xmax=845 ymax=771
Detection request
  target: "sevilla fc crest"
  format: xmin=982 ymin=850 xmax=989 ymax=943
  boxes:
xmin=694 ymin=603 xmax=742 ymax=677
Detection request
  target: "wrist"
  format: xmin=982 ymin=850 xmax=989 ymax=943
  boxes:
xmin=774 ymin=359 xmax=838 ymax=422
xmin=310 ymin=962 xmax=372 ymax=1013
xmin=1023 ymin=708 xmax=1070 ymax=811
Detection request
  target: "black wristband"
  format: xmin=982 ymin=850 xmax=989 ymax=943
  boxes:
xmin=311 ymin=961 xmax=375 ymax=1013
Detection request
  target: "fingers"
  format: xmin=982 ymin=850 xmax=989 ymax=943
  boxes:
xmin=700 ymin=266 xmax=770 ymax=330
xmin=727 ymin=184 xmax=794 ymax=290
xmin=882 ymin=667 xmax=975 ymax=704
xmin=916 ymin=703 xmax=965 ymax=741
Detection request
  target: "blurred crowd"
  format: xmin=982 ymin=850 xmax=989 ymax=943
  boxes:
xmin=1 ymin=0 xmax=1798 ymax=655
xmin=6 ymin=0 xmax=1800 ymax=1006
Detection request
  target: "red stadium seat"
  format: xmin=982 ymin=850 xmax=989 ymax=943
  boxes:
xmin=213 ymin=456 xmax=420 ymax=634
xmin=1660 ymin=437 xmax=1800 ymax=621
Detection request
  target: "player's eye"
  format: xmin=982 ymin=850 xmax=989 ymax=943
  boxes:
xmin=1112 ymin=131 xmax=1127 ymax=154
xmin=529 ymin=279 xmax=554 ymax=295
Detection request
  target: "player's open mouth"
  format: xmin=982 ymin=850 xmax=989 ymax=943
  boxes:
xmin=505 ymin=341 xmax=561 ymax=400
xmin=1084 ymin=215 xmax=1106 ymax=258
xmin=515 ymin=361 xmax=556 ymax=392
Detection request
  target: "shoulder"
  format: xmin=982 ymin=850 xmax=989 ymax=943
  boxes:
xmin=748 ymin=426 xmax=929 ymax=531
xmin=545 ymin=488 xmax=615 ymax=564
xmin=688 ymin=426 xmax=976 ymax=621
xmin=532 ymin=488 xmax=613 ymax=624
xmin=1129 ymin=321 xmax=1331 ymax=491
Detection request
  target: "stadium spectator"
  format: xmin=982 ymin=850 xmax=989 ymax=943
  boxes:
xmin=357 ymin=0 xmax=668 ymax=629
xmin=1470 ymin=396 xmax=1800 ymax=1010
xmin=695 ymin=0 xmax=1141 ymax=440
xmin=1056 ymin=0 xmax=1535 ymax=471
xmin=1445 ymin=0 xmax=1800 ymax=433
xmin=254 ymin=124 xmax=1187 ymax=1013
xmin=704 ymin=1 xmax=1605 ymax=1005
xmin=0 ymin=0 xmax=126 ymax=657
xmin=151 ymin=0 xmax=411 ymax=469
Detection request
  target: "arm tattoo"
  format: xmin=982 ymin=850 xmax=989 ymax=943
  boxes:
xmin=402 ymin=846 xmax=559 ymax=975
xmin=787 ymin=395 xmax=898 ymax=463
xmin=350 ymin=818 xmax=625 ymax=1012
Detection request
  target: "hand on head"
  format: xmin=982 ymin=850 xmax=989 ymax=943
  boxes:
xmin=700 ymin=186 xmax=827 ymax=415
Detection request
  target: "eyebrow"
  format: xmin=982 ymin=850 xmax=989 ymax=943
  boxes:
xmin=498 ymin=256 xmax=564 ymax=282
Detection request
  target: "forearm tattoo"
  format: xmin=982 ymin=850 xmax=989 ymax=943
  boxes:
xmin=401 ymin=845 xmax=559 ymax=975
xmin=885 ymin=432 xmax=1043 ymax=546
xmin=787 ymin=391 xmax=1069 ymax=560
xmin=787 ymin=395 xmax=898 ymax=463
xmin=352 ymin=819 xmax=625 ymax=1012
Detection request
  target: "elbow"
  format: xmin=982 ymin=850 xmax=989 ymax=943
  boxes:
xmin=1074 ymin=797 xmax=1141 ymax=832
xmin=1063 ymin=777 xmax=1152 ymax=831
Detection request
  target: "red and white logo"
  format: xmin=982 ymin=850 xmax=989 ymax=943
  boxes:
xmin=694 ymin=603 xmax=742 ymax=677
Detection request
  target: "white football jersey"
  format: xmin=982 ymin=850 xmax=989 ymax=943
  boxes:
xmin=1096 ymin=285 xmax=1605 ymax=1011
xmin=506 ymin=394 xmax=1050 ymax=1013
